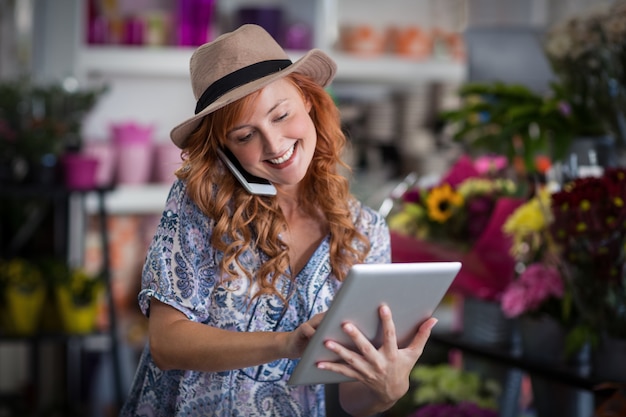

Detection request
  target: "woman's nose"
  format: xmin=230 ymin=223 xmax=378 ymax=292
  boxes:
xmin=261 ymin=131 xmax=283 ymax=155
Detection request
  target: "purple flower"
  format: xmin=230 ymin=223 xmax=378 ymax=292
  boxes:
xmin=403 ymin=188 xmax=422 ymax=204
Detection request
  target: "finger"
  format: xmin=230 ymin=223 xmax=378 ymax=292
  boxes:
xmin=378 ymin=304 xmax=398 ymax=352
xmin=407 ymin=317 xmax=438 ymax=352
xmin=309 ymin=312 xmax=325 ymax=329
xmin=317 ymin=339 xmax=371 ymax=381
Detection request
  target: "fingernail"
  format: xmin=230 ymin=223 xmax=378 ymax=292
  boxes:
xmin=429 ymin=318 xmax=439 ymax=330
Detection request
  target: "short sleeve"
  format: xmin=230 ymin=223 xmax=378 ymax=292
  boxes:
xmin=138 ymin=180 xmax=219 ymax=323
xmin=351 ymin=199 xmax=391 ymax=264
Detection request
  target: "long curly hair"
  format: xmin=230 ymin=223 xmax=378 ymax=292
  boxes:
xmin=177 ymin=73 xmax=370 ymax=301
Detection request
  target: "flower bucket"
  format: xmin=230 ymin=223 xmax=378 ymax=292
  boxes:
xmin=83 ymin=141 xmax=116 ymax=187
xmin=153 ymin=142 xmax=181 ymax=184
xmin=593 ymin=336 xmax=626 ymax=383
xmin=55 ymin=287 xmax=98 ymax=334
xmin=61 ymin=153 xmax=99 ymax=190
xmin=111 ymin=122 xmax=154 ymax=185
xmin=5 ymin=286 xmax=46 ymax=335
xmin=519 ymin=315 xmax=594 ymax=417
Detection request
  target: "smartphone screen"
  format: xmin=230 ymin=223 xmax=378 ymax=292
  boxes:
xmin=217 ymin=148 xmax=277 ymax=196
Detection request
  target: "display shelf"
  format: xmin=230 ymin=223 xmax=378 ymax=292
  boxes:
xmin=0 ymin=185 xmax=124 ymax=415
xmin=429 ymin=331 xmax=597 ymax=391
xmin=78 ymin=45 xmax=466 ymax=84
xmin=84 ymin=183 xmax=171 ymax=215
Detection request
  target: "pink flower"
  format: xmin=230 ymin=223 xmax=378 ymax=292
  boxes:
xmin=501 ymin=283 xmax=529 ymax=318
xmin=474 ymin=155 xmax=507 ymax=175
xmin=500 ymin=263 xmax=563 ymax=318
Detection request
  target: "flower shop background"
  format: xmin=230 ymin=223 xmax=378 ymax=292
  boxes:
xmin=383 ymin=1 xmax=626 ymax=417
xmin=2 ymin=1 xmax=626 ymax=417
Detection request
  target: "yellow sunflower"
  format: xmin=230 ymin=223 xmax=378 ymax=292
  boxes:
xmin=425 ymin=183 xmax=464 ymax=223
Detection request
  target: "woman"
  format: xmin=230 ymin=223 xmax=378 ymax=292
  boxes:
xmin=121 ymin=24 xmax=437 ymax=417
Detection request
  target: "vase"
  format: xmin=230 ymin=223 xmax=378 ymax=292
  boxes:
xmin=461 ymin=297 xmax=521 ymax=417
xmin=111 ymin=122 xmax=154 ymax=185
xmin=5 ymin=286 xmax=46 ymax=335
xmin=593 ymin=335 xmax=626 ymax=383
xmin=55 ymin=287 xmax=98 ymax=334
xmin=61 ymin=153 xmax=99 ymax=190
xmin=519 ymin=315 xmax=594 ymax=417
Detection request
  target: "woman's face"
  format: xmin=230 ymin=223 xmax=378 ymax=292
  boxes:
xmin=223 ymin=78 xmax=315 ymax=191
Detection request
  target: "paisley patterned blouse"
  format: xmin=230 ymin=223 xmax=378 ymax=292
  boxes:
xmin=120 ymin=179 xmax=391 ymax=417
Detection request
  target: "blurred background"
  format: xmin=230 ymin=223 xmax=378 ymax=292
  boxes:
xmin=0 ymin=1 xmax=618 ymax=416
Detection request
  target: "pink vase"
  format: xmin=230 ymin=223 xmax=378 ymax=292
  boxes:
xmin=61 ymin=153 xmax=99 ymax=190
xmin=83 ymin=141 xmax=116 ymax=187
xmin=153 ymin=143 xmax=182 ymax=183
xmin=111 ymin=122 xmax=154 ymax=185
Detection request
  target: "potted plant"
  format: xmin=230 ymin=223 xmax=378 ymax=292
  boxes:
xmin=0 ymin=77 xmax=106 ymax=185
xmin=53 ymin=265 xmax=104 ymax=334
xmin=0 ymin=258 xmax=47 ymax=335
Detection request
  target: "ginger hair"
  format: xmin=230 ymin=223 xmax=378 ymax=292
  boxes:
xmin=176 ymin=73 xmax=370 ymax=302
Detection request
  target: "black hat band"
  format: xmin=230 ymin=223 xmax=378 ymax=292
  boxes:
xmin=194 ymin=59 xmax=293 ymax=115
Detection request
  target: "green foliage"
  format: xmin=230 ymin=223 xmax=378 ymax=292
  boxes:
xmin=0 ymin=77 xmax=107 ymax=161
xmin=0 ymin=257 xmax=45 ymax=293
xmin=410 ymin=364 xmax=501 ymax=410
xmin=440 ymin=82 xmax=576 ymax=173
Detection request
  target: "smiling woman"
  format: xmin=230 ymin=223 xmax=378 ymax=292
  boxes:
xmin=120 ymin=24 xmax=438 ymax=417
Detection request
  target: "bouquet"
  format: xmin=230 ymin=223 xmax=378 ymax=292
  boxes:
xmin=549 ymin=168 xmax=626 ymax=340
xmin=389 ymin=155 xmax=523 ymax=300
xmin=500 ymin=188 xmax=569 ymax=320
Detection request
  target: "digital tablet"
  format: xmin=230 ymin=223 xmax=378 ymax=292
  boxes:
xmin=287 ymin=261 xmax=461 ymax=386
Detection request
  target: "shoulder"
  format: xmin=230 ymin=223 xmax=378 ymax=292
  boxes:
xmin=348 ymin=197 xmax=388 ymax=231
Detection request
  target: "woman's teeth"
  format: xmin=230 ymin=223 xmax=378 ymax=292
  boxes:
xmin=269 ymin=145 xmax=294 ymax=164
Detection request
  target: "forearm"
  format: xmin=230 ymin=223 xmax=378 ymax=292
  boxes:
xmin=150 ymin=319 xmax=290 ymax=372
xmin=148 ymin=303 xmax=290 ymax=372
xmin=339 ymin=381 xmax=401 ymax=417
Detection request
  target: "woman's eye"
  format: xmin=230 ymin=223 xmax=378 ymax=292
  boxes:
xmin=275 ymin=112 xmax=288 ymax=122
xmin=237 ymin=132 xmax=254 ymax=143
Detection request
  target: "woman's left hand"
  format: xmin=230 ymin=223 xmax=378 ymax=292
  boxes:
xmin=318 ymin=305 xmax=437 ymax=414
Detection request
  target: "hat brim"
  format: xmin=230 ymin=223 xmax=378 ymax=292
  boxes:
xmin=170 ymin=49 xmax=337 ymax=148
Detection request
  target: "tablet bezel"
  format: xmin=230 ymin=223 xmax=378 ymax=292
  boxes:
xmin=287 ymin=261 xmax=461 ymax=386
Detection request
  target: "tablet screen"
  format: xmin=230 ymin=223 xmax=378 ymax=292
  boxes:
xmin=287 ymin=261 xmax=461 ymax=386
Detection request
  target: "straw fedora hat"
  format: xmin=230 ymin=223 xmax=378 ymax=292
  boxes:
xmin=170 ymin=24 xmax=337 ymax=148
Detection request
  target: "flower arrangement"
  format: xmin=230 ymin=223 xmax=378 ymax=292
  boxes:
xmin=499 ymin=188 xmax=571 ymax=321
xmin=500 ymin=167 xmax=626 ymax=352
xmin=544 ymin=0 xmax=626 ymax=146
xmin=549 ymin=168 xmax=626 ymax=340
xmin=389 ymin=154 xmax=523 ymax=300
xmin=404 ymin=364 xmax=500 ymax=417
xmin=389 ymin=155 xmax=517 ymax=250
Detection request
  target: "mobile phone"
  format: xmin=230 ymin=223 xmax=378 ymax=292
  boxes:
xmin=217 ymin=148 xmax=277 ymax=196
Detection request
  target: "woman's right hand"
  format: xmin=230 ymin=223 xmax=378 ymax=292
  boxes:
xmin=284 ymin=312 xmax=325 ymax=359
